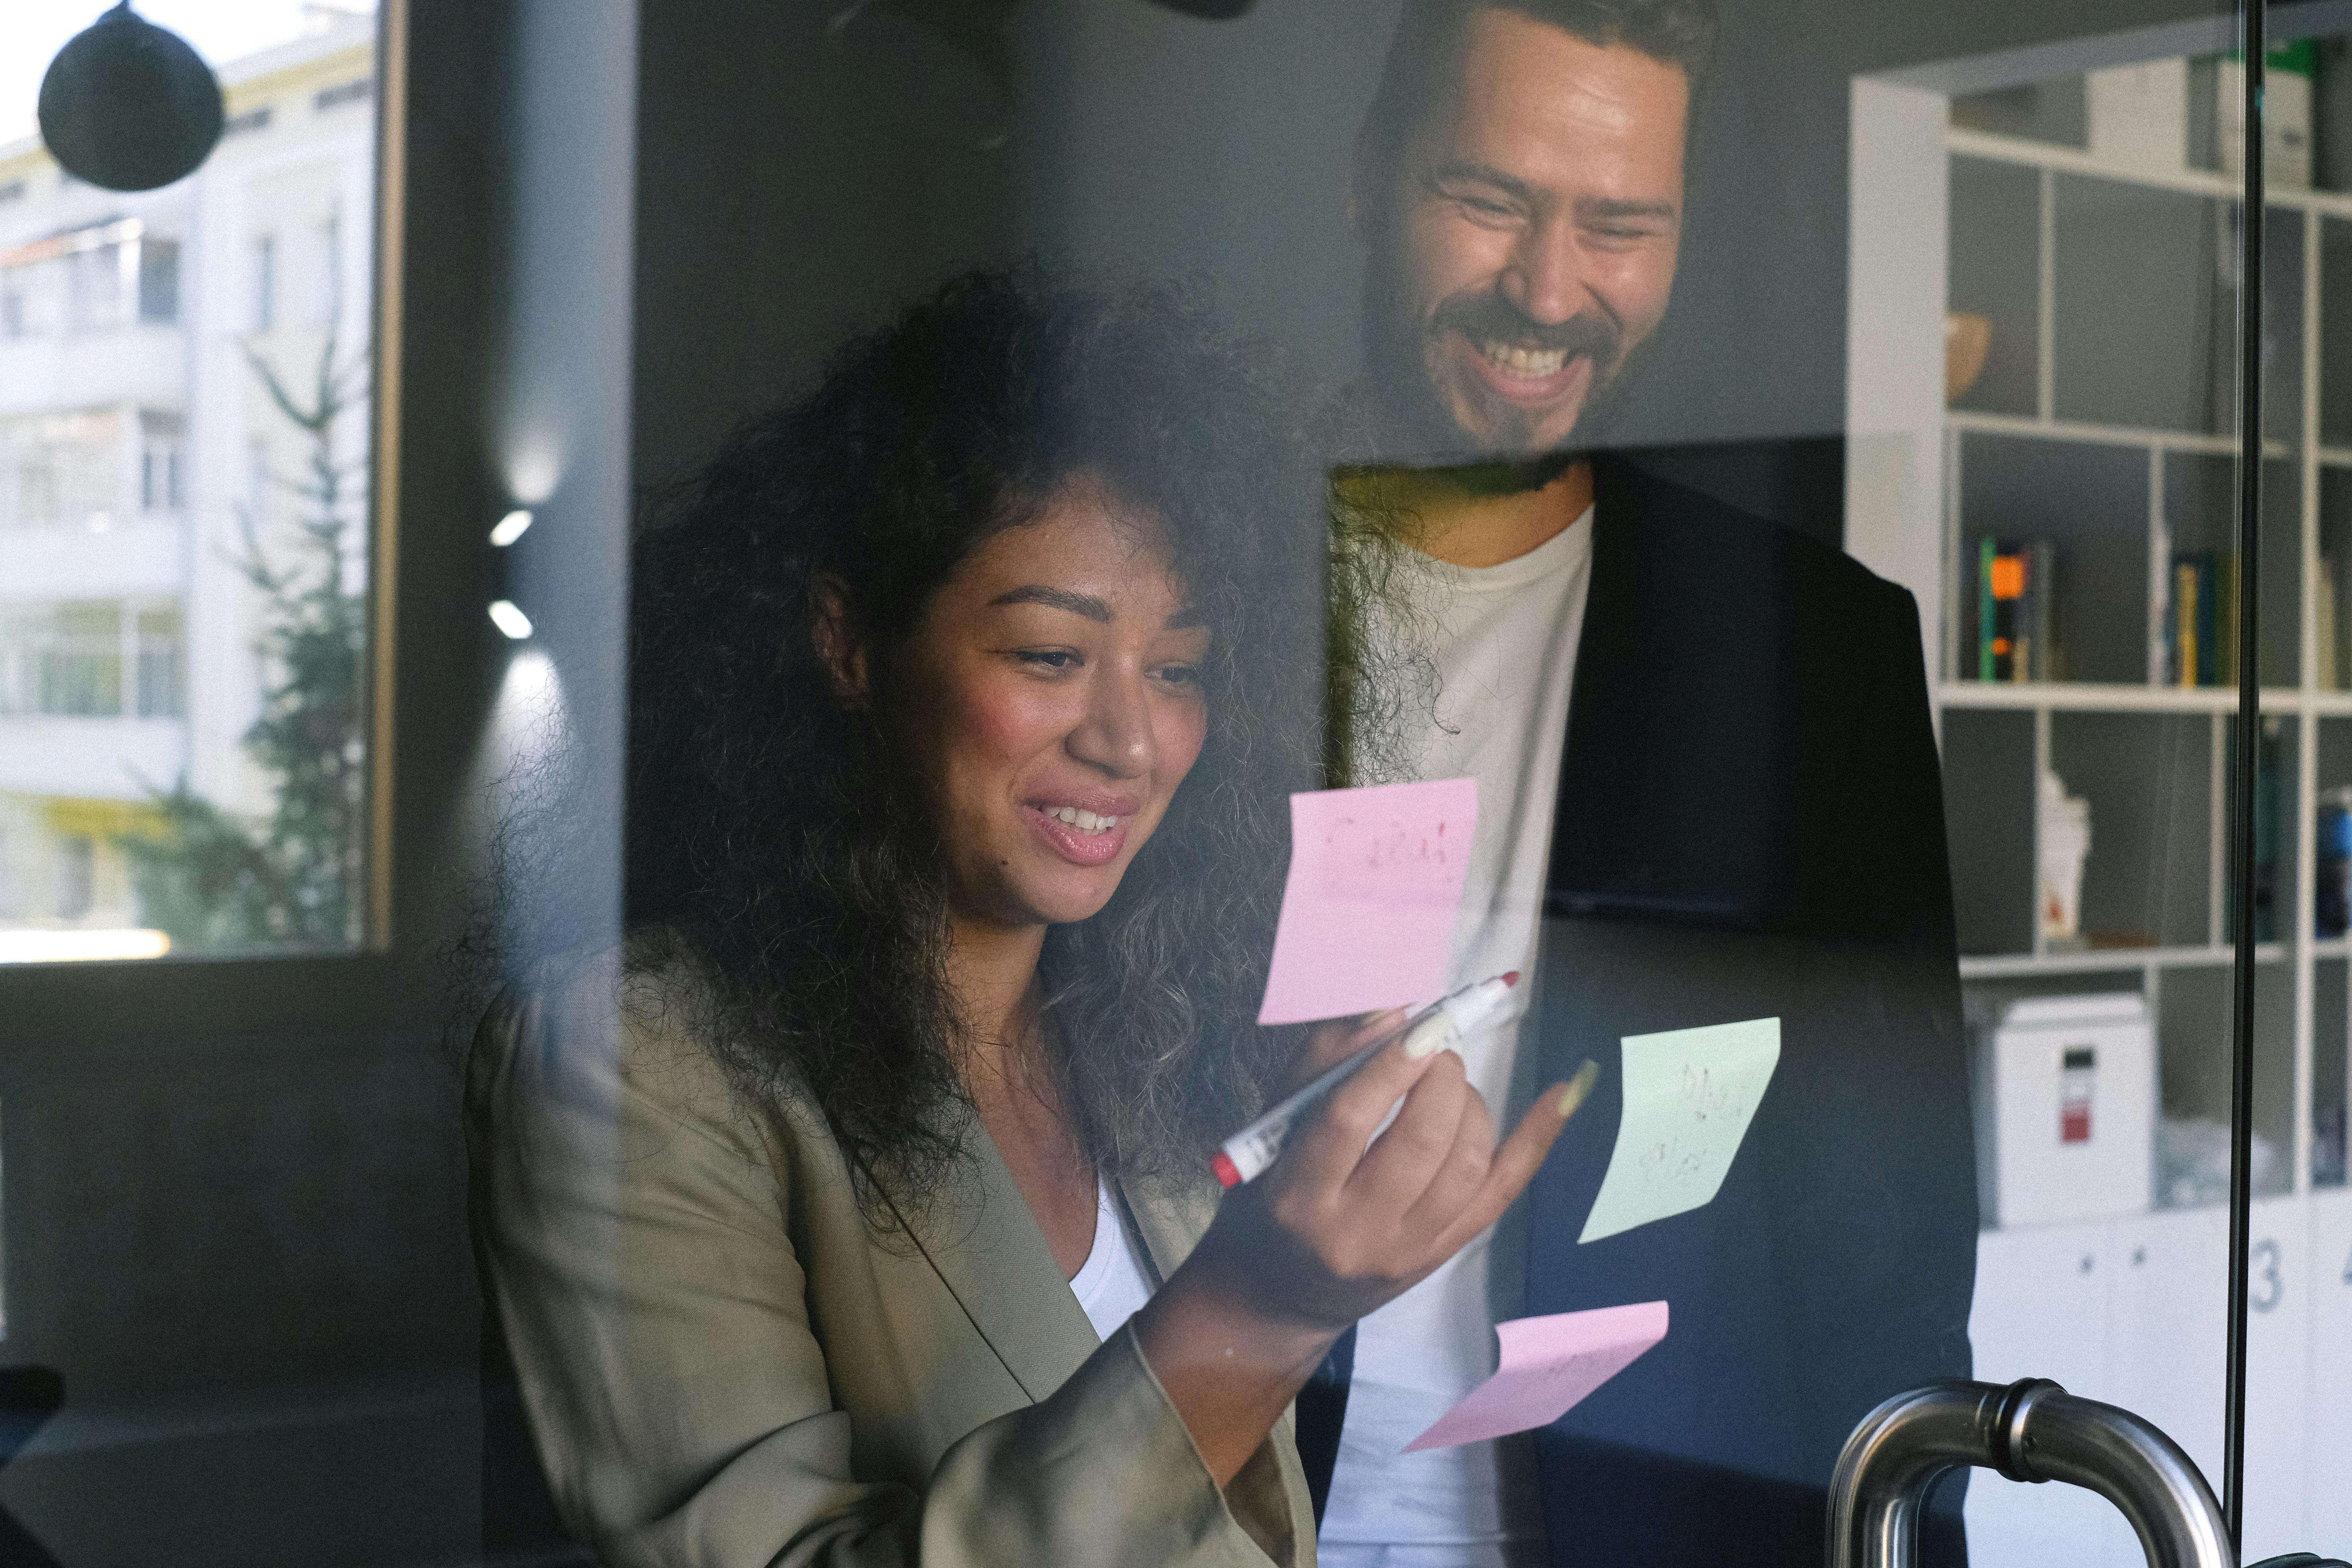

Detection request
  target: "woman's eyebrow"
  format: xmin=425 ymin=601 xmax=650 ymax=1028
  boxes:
xmin=988 ymin=585 xmax=1112 ymax=622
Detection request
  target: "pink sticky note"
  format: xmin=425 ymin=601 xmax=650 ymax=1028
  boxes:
xmin=1404 ymin=1301 xmax=1669 ymax=1452
xmin=1257 ymin=779 xmax=1478 ymax=1026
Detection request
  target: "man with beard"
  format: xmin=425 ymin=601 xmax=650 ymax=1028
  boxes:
xmin=1298 ymin=3 xmax=1978 ymax=1566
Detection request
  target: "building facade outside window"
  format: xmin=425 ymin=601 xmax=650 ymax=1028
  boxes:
xmin=0 ymin=12 xmax=378 ymax=961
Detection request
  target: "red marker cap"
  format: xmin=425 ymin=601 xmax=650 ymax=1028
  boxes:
xmin=1210 ymin=1150 xmax=1242 ymax=1188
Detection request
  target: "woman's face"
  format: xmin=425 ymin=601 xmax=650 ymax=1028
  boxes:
xmin=888 ymin=478 xmax=1212 ymax=932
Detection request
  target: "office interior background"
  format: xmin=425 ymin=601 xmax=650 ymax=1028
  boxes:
xmin=0 ymin=0 xmax=2345 ymax=1563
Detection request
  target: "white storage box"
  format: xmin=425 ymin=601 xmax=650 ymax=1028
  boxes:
xmin=1974 ymin=993 xmax=2156 ymax=1228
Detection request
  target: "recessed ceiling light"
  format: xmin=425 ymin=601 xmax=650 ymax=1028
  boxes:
xmin=488 ymin=599 xmax=533 ymax=640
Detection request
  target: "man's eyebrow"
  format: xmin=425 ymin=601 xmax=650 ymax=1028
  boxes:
xmin=989 ymin=585 xmax=1113 ymax=622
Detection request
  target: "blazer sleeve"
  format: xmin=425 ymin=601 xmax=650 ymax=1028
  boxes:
xmin=466 ymin=963 xmax=1298 ymax=1568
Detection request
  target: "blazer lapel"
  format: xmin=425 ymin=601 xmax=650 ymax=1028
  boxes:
xmin=1117 ymin=1173 xmax=1219 ymax=1287
xmin=879 ymin=1111 xmax=1102 ymax=1404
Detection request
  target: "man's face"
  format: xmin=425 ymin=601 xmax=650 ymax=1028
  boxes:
xmin=1358 ymin=9 xmax=1688 ymax=459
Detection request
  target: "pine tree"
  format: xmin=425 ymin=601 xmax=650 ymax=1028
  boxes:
xmin=125 ymin=334 xmax=367 ymax=948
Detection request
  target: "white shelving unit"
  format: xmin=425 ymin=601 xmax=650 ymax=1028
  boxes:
xmin=1850 ymin=35 xmax=2352 ymax=1565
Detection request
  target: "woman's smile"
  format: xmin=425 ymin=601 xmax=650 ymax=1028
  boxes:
xmin=1023 ymin=790 xmax=1144 ymax=867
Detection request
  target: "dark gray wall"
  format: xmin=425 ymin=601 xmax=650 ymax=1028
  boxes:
xmin=634 ymin=0 xmax=2238 ymax=501
xmin=631 ymin=0 xmax=1023 ymax=495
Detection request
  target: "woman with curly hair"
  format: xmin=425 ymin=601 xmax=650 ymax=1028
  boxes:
xmin=466 ymin=271 xmax=1574 ymax=1567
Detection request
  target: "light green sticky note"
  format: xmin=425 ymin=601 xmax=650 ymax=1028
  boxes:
xmin=1577 ymin=1017 xmax=1781 ymax=1245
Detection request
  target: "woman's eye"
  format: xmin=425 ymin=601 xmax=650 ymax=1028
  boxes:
xmin=1154 ymin=663 xmax=1203 ymax=688
xmin=1015 ymin=649 xmax=1078 ymax=671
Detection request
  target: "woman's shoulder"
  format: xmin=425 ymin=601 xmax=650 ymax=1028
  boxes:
xmin=469 ymin=933 xmax=827 ymax=1170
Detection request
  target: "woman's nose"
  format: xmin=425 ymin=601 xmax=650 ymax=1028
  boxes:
xmin=1067 ymin=665 xmax=1156 ymax=779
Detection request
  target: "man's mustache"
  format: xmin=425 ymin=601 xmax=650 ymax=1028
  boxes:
xmin=1430 ymin=296 xmax=1621 ymax=368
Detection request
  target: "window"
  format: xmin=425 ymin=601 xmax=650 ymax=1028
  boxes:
xmin=134 ymin=606 xmax=184 ymax=719
xmin=66 ymin=243 xmax=125 ymax=332
xmin=0 ymin=602 xmax=128 ymax=718
xmin=0 ymin=11 xmax=382 ymax=965
xmin=0 ymin=410 xmax=123 ymax=531
xmin=310 ymin=214 xmax=341 ymax=325
xmin=252 ymin=235 xmax=277 ymax=332
xmin=138 ymin=240 xmax=179 ymax=326
xmin=0 ymin=253 xmax=49 ymax=340
xmin=55 ymin=835 xmax=93 ymax=921
xmin=0 ymin=600 xmax=183 ymax=721
xmin=140 ymin=412 xmax=185 ymax=513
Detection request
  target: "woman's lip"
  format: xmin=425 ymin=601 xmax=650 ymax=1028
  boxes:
xmin=1453 ymin=335 xmax=1591 ymax=408
xmin=1023 ymin=804 xmax=1130 ymax=868
xmin=1026 ymin=792 xmax=1143 ymax=818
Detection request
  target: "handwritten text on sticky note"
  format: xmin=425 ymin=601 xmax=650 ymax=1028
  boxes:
xmin=1577 ymin=1018 xmax=1780 ymax=1245
xmin=1257 ymin=779 xmax=1477 ymax=1026
xmin=1405 ymin=1300 xmax=1669 ymax=1451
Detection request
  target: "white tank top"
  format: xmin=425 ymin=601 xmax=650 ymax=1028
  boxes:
xmin=1068 ymin=1176 xmax=1156 ymax=1340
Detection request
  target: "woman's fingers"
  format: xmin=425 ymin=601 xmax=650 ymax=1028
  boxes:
xmin=1241 ymin=1052 xmax=1602 ymax=1331
xmin=1292 ymin=1008 xmax=1407 ymax=1086
xmin=1429 ymin=1078 xmax=1586 ymax=1259
xmin=1344 ymin=1047 xmax=1475 ymax=1213
xmin=1276 ymin=1031 xmax=1439 ymax=1195
xmin=1397 ymin=1076 xmax=1496 ymax=1236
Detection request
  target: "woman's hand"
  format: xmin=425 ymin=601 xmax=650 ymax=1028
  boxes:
xmin=1130 ymin=1015 xmax=1583 ymax=1484
xmin=1205 ymin=1014 xmax=1577 ymax=1329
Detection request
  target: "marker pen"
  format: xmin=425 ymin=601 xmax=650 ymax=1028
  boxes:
xmin=1212 ymin=972 xmax=1519 ymax=1189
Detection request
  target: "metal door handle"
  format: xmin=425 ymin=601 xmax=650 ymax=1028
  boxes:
xmin=1827 ymin=1378 xmax=2234 ymax=1568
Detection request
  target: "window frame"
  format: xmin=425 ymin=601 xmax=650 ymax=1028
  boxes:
xmin=0 ymin=0 xmax=513 ymax=1047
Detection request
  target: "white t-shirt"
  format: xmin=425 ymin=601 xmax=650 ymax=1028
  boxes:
xmin=1319 ymin=504 xmax=1595 ymax=1568
xmin=1069 ymin=1176 xmax=1156 ymax=1341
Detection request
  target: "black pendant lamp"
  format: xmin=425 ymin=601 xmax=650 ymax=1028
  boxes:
xmin=38 ymin=3 xmax=225 ymax=192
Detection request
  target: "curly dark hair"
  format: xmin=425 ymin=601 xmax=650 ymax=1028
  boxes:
xmin=1358 ymin=0 xmax=1718 ymax=195
xmin=625 ymin=269 xmax=1325 ymax=1220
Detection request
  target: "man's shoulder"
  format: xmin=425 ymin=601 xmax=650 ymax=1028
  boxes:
xmin=1591 ymin=452 xmax=1911 ymax=620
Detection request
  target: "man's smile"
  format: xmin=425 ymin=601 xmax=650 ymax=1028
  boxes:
xmin=1450 ymin=331 xmax=1594 ymax=409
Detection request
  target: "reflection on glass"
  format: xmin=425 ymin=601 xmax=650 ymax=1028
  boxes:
xmin=0 ymin=8 xmax=377 ymax=960
xmin=1861 ymin=25 xmax=2351 ymax=1562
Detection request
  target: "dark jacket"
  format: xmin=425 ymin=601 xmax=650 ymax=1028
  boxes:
xmin=1521 ymin=455 xmax=1977 ymax=1566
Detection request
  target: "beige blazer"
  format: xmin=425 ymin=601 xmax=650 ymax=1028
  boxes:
xmin=466 ymin=949 xmax=1318 ymax=1568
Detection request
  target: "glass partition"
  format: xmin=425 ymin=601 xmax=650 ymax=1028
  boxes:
xmin=1850 ymin=14 xmax=2341 ymax=1562
xmin=19 ymin=2 xmax=2352 ymax=1566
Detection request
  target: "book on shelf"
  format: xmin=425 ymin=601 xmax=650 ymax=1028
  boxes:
xmin=2164 ymin=549 xmax=2239 ymax=688
xmin=1975 ymin=537 xmax=2055 ymax=681
xmin=2321 ymin=557 xmax=2339 ymax=692
xmin=2321 ymin=549 xmax=2352 ymax=692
